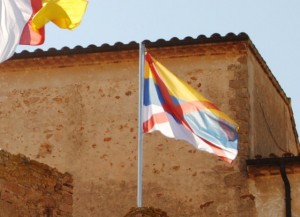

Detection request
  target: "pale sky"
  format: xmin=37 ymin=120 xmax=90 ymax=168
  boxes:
xmin=18 ymin=0 xmax=300 ymax=136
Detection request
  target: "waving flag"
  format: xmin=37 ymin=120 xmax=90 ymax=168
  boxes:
xmin=143 ymin=53 xmax=239 ymax=162
xmin=0 ymin=0 xmax=34 ymax=63
xmin=32 ymin=0 xmax=88 ymax=30
xmin=0 ymin=0 xmax=88 ymax=63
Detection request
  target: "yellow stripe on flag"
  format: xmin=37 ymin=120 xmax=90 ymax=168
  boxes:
xmin=148 ymin=55 xmax=238 ymax=127
xmin=149 ymin=55 xmax=210 ymax=103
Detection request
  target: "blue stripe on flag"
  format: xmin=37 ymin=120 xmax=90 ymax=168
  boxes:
xmin=144 ymin=78 xmax=165 ymax=106
xmin=183 ymin=111 xmax=238 ymax=150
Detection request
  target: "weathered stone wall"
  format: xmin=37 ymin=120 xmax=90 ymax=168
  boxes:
xmin=249 ymin=173 xmax=300 ymax=217
xmin=247 ymin=50 xmax=298 ymax=157
xmin=0 ymin=150 xmax=73 ymax=217
xmin=246 ymin=48 xmax=300 ymax=217
xmin=0 ymin=43 xmax=254 ymax=216
xmin=0 ymin=40 xmax=296 ymax=216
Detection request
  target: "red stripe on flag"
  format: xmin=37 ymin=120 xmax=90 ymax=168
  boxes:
xmin=178 ymin=100 xmax=220 ymax=114
xmin=20 ymin=0 xmax=45 ymax=45
xmin=202 ymin=138 xmax=233 ymax=163
xmin=145 ymin=53 xmax=194 ymax=131
xmin=143 ymin=112 xmax=169 ymax=132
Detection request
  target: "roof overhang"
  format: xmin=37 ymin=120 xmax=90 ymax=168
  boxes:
xmin=247 ymin=156 xmax=300 ymax=177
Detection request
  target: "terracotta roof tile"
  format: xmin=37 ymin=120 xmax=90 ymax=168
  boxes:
xmin=12 ymin=32 xmax=249 ymax=59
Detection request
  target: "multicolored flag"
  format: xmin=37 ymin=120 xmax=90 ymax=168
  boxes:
xmin=0 ymin=0 xmax=88 ymax=63
xmin=143 ymin=53 xmax=239 ymax=162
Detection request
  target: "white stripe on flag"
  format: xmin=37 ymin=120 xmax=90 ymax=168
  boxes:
xmin=143 ymin=104 xmax=165 ymax=120
xmin=143 ymin=105 xmax=214 ymax=152
xmin=0 ymin=0 xmax=32 ymax=63
xmin=143 ymin=104 xmax=238 ymax=160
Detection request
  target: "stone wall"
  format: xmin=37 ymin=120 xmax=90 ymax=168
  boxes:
xmin=0 ymin=40 xmax=297 ymax=216
xmin=246 ymin=49 xmax=300 ymax=217
xmin=249 ymin=173 xmax=300 ymax=217
xmin=0 ymin=150 xmax=73 ymax=217
xmin=0 ymin=42 xmax=257 ymax=216
xmin=247 ymin=50 xmax=298 ymax=157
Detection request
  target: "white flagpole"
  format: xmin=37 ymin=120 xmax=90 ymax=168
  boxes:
xmin=137 ymin=42 xmax=145 ymax=207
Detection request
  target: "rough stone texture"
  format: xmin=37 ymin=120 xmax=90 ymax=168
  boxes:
xmin=0 ymin=150 xmax=73 ymax=217
xmin=0 ymin=41 xmax=298 ymax=216
xmin=291 ymin=174 xmax=300 ymax=216
xmin=249 ymin=173 xmax=300 ymax=217
xmin=247 ymin=51 xmax=298 ymax=157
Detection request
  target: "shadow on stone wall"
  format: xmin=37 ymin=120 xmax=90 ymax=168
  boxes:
xmin=0 ymin=150 xmax=73 ymax=217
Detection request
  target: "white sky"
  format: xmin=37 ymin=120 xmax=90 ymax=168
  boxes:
xmin=18 ymin=0 xmax=300 ymax=136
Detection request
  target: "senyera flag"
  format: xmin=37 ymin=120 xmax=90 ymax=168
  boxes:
xmin=0 ymin=0 xmax=88 ymax=63
xmin=143 ymin=53 xmax=239 ymax=163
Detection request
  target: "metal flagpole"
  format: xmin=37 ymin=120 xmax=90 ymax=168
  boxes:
xmin=137 ymin=42 xmax=145 ymax=207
